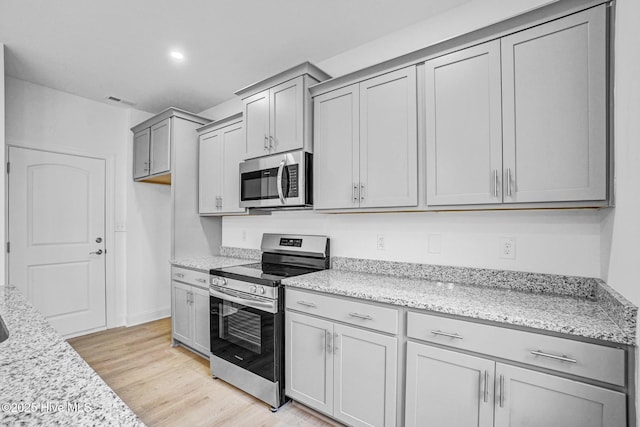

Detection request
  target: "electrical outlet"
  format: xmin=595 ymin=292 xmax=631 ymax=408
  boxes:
xmin=115 ymin=222 xmax=126 ymax=232
xmin=377 ymin=234 xmax=386 ymax=251
xmin=500 ymin=237 xmax=516 ymax=259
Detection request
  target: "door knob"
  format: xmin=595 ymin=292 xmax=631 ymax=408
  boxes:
xmin=89 ymin=249 xmax=103 ymax=255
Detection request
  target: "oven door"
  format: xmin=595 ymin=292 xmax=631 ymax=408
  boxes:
xmin=239 ymin=151 xmax=309 ymax=208
xmin=209 ymin=286 xmax=279 ymax=382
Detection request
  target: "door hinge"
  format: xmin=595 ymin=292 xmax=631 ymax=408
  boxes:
xmin=6 ymin=162 xmax=9 ymax=174
xmin=6 ymin=242 xmax=9 ymax=253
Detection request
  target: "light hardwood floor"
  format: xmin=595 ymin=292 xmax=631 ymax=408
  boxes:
xmin=68 ymin=318 xmax=340 ymax=427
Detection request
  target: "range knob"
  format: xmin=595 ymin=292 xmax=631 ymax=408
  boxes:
xmin=212 ymin=277 xmax=227 ymax=287
xmin=258 ymin=286 xmax=265 ymax=295
xmin=249 ymin=285 xmax=257 ymax=293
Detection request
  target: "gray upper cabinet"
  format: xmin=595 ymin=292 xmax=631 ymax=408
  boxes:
xmin=501 ymin=5 xmax=607 ymax=203
xmin=425 ymin=5 xmax=607 ymax=207
xmin=131 ymin=108 xmax=210 ymax=185
xmin=314 ymin=66 xmax=418 ymax=210
xmin=425 ymin=40 xmax=503 ymax=206
xmin=236 ymin=62 xmax=331 ymax=160
xmin=198 ymin=114 xmax=246 ymax=215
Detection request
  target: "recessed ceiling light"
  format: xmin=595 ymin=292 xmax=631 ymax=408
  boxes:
xmin=170 ymin=51 xmax=185 ymax=61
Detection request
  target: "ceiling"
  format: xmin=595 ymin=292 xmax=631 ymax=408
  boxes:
xmin=0 ymin=0 xmax=472 ymax=114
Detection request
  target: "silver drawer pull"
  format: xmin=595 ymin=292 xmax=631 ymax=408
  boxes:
xmin=174 ymin=273 xmax=185 ymax=278
xmin=349 ymin=312 xmax=373 ymax=320
xmin=431 ymin=330 xmax=463 ymax=340
xmin=530 ymin=350 xmax=577 ymax=364
xmin=195 ymin=278 xmax=207 ymax=283
xmin=297 ymin=301 xmax=316 ymax=308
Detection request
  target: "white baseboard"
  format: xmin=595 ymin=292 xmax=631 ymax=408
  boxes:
xmin=126 ymin=307 xmax=171 ymax=327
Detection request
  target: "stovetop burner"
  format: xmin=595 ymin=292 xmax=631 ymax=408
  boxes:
xmin=210 ymin=262 xmax=322 ymax=286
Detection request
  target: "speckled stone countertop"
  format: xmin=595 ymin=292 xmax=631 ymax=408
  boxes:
xmin=170 ymin=255 xmax=256 ymax=273
xmin=283 ymin=269 xmax=635 ymax=345
xmin=0 ymin=286 xmax=144 ymax=426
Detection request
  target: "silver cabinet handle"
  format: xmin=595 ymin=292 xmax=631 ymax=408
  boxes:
xmin=483 ymin=370 xmax=489 ymax=403
xmin=353 ymin=183 xmax=359 ymax=203
xmin=349 ymin=312 xmax=372 ymax=320
xmin=431 ymin=330 xmax=463 ymax=339
xmin=174 ymin=273 xmax=185 ymax=278
xmin=530 ymin=350 xmax=577 ymax=364
xmin=297 ymin=301 xmax=316 ymax=308
xmin=506 ymin=168 xmax=513 ymax=197
xmin=264 ymin=135 xmax=269 ymax=151
xmin=269 ymin=135 xmax=275 ymax=149
xmin=360 ymin=183 xmax=365 ymax=203
xmin=89 ymin=249 xmax=103 ymax=255
xmin=196 ymin=278 xmax=207 ymax=283
xmin=276 ymin=158 xmax=286 ymax=205
xmin=188 ymin=291 xmax=193 ymax=305
xmin=333 ymin=332 xmax=339 ymax=353
xmin=499 ymin=374 xmax=505 ymax=407
xmin=326 ymin=330 xmax=333 ymax=354
xmin=493 ymin=169 xmax=499 ymax=197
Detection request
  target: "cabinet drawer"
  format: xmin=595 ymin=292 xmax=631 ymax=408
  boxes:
xmin=286 ymin=288 xmax=398 ymax=335
xmin=171 ymin=266 xmax=210 ymax=289
xmin=407 ymin=311 xmax=626 ymax=386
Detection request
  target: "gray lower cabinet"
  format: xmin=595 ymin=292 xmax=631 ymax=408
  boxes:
xmin=285 ymin=309 xmax=398 ymax=427
xmin=171 ymin=267 xmax=211 ymax=357
xmin=405 ymin=338 xmax=626 ymax=427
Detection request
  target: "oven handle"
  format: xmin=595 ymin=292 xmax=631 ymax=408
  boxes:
xmin=276 ymin=158 xmax=286 ymax=204
xmin=209 ymin=286 xmax=277 ymax=314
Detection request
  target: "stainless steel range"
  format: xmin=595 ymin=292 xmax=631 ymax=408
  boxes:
xmin=209 ymin=234 xmax=330 ymax=411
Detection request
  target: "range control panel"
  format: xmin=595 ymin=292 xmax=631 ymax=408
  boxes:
xmin=279 ymin=238 xmax=302 ymax=247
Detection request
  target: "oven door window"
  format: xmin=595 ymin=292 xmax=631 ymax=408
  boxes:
xmin=210 ymin=296 xmax=275 ymax=381
xmin=240 ymin=165 xmax=297 ymax=201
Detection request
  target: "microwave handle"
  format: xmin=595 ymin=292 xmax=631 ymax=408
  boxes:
xmin=276 ymin=158 xmax=286 ymax=204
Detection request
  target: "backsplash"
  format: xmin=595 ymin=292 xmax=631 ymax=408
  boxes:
xmin=219 ymin=246 xmax=261 ymax=260
xmin=331 ymin=257 xmax=598 ymax=299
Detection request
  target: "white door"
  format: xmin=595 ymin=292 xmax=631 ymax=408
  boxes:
xmin=171 ymin=281 xmax=192 ymax=345
xmin=220 ymin=122 xmax=246 ymax=213
xmin=149 ymin=117 xmax=171 ymax=175
xmin=243 ymin=89 xmax=270 ymax=159
xmin=198 ymin=130 xmax=221 ymax=214
xmin=191 ymin=286 xmax=210 ymax=355
xmin=8 ymin=147 xmax=106 ymax=337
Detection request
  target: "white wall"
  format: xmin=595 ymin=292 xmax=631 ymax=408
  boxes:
xmin=220 ymin=0 xmax=605 ymax=279
xmin=124 ymin=110 xmax=172 ymax=325
xmin=4 ymin=77 xmax=170 ymax=327
xmin=600 ymin=0 xmax=640 ymax=422
xmin=198 ymin=97 xmax=242 ymax=121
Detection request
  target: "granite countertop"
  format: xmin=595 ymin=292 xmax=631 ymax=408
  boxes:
xmin=0 ymin=286 xmax=144 ymax=426
xmin=283 ymin=269 xmax=634 ymax=345
xmin=170 ymin=255 xmax=254 ymax=273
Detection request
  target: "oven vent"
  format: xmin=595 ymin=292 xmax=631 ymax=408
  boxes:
xmin=105 ymin=95 xmax=136 ymax=106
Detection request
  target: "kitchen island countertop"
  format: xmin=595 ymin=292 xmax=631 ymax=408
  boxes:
xmin=0 ymin=286 xmax=144 ymax=426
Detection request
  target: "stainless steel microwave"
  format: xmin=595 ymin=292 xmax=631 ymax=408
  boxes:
xmin=239 ymin=150 xmax=312 ymax=209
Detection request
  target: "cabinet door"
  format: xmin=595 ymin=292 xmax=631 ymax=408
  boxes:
xmin=313 ymin=84 xmax=360 ymax=209
xmin=270 ymin=76 xmax=304 ymax=154
xmin=198 ymin=131 xmax=221 ymax=214
xmin=285 ymin=311 xmax=334 ymax=415
xmin=220 ymin=122 xmax=246 ymax=213
xmin=425 ymin=41 xmax=503 ymax=206
xmin=149 ymin=117 xmax=172 ymax=175
xmin=172 ymin=282 xmax=192 ymax=346
xmin=333 ymin=323 xmax=397 ymax=427
xmin=191 ymin=286 xmax=211 ymax=356
xmin=405 ymin=342 xmax=494 ymax=427
xmin=243 ymin=89 xmax=270 ymax=159
xmin=360 ymin=67 xmax=418 ymax=208
xmin=133 ymin=128 xmax=150 ymax=179
xmin=494 ymin=363 xmax=626 ymax=427
xmin=501 ymin=6 xmax=607 ymax=203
